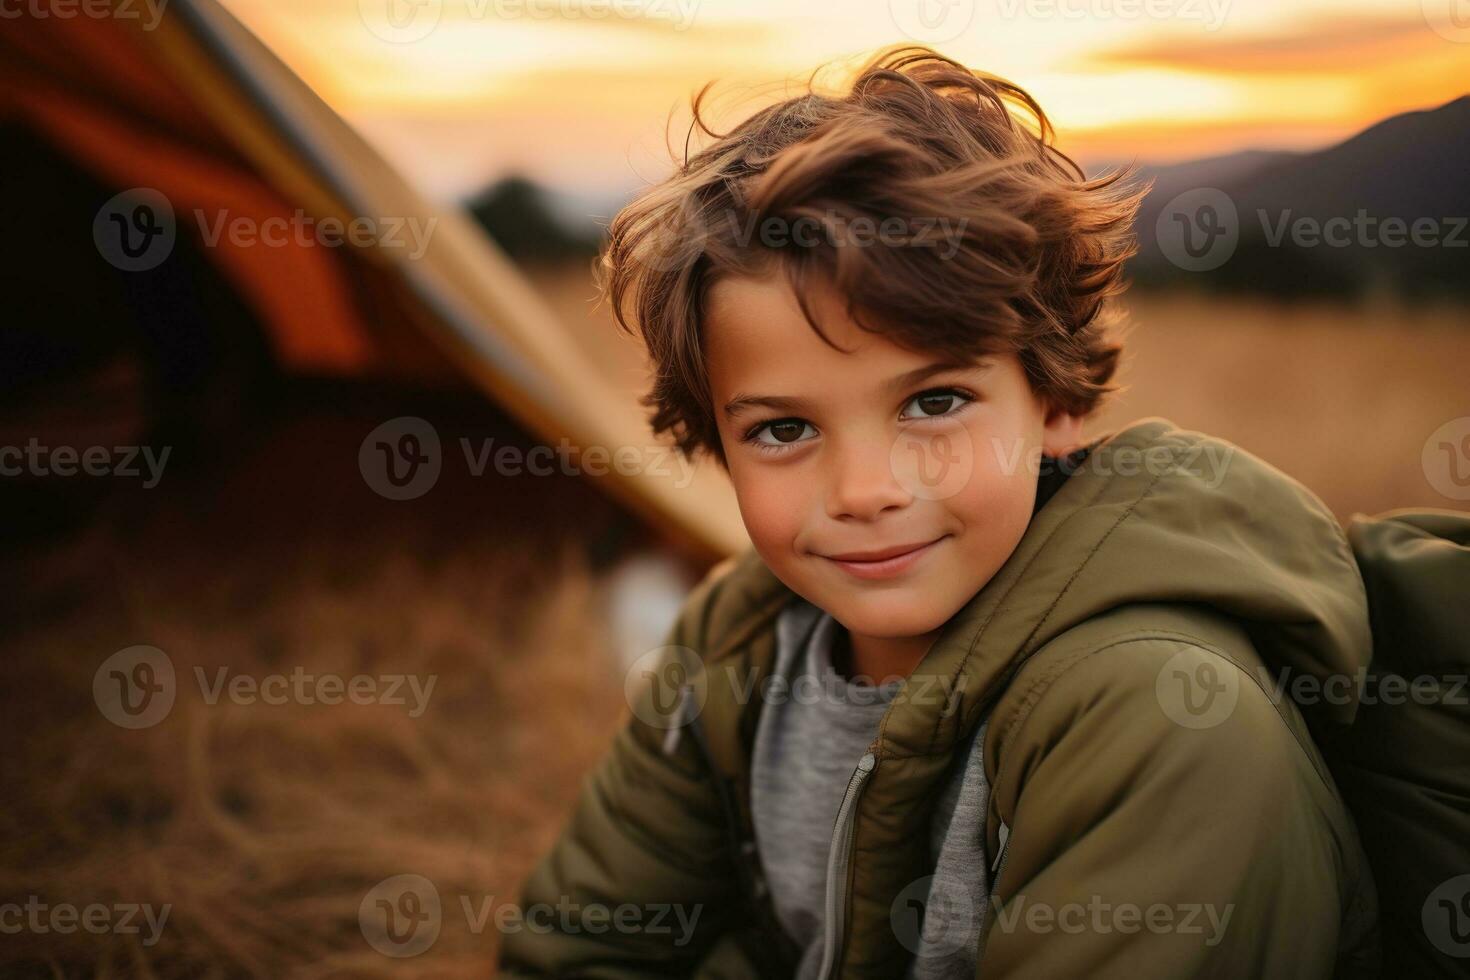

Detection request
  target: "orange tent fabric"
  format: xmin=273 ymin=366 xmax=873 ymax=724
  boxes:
xmin=1 ymin=0 xmax=748 ymax=560
xmin=1 ymin=14 xmax=373 ymax=372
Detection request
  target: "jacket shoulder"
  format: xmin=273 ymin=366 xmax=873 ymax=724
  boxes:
xmin=986 ymin=602 xmax=1347 ymax=825
xmin=998 ymin=621 xmax=1275 ymax=751
xmin=672 ymin=544 xmax=793 ymax=663
xmin=976 ymin=615 xmax=1379 ymax=978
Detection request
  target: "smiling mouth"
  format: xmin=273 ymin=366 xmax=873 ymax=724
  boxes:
xmin=825 ymin=538 xmax=942 ymax=562
xmin=821 ymin=535 xmax=949 ymax=579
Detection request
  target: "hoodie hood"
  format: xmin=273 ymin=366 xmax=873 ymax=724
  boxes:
xmin=700 ymin=416 xmax=1375 ymax=749
xmin=871 ymin=415 xmax=1376 ymax=756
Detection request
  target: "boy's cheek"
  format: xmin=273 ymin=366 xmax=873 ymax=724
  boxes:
xmin=730 ymin=469 xmax=809 ymax=567
xmin=966 ymin=424 xmax=1041 ymax=479
xmin=935 ymin=449 xmax=1041 ymax=578
xmin=890 ymin=428 xmax=976 ymax=502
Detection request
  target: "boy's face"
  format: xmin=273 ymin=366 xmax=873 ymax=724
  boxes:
xmin=705 ymin=271 xmax=1085 ymax=641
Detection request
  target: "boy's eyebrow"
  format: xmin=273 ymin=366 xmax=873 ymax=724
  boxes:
xmin=721 ymin=358 xmax=987 ymax=420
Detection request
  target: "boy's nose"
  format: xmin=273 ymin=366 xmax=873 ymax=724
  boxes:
xmin=824 ymin=438 xmax=912 ymax=522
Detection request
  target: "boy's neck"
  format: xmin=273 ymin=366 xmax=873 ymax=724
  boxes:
xmin=832 ymin=622 xmax=942 ymax=685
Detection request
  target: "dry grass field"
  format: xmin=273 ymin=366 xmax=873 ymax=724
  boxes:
xmin=2 ymin=264 xmax=1465 ymax=976
xmin=0 ymin=393 xmax=639 ymax=978
xmin=1093 ymin=291 xmax=1470 ymax=520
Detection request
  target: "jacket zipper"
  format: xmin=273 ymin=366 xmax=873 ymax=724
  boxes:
xmin=661 ymin=682 xmax=697 ymax=757
xmin=990 ymin=820 xmax=1012 ymax=886
xmin=818 ymin=750 xmax=878 ymax=980
xmin=972 ymin=818 xmax=1012 ymax=970
xmin=956 ymin=675 xmax=1030 ymax=972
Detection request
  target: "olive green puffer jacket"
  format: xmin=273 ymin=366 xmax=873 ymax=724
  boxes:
xmin=500 ymin=417 xmax=1380 ymax=979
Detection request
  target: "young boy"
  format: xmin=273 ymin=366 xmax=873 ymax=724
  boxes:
xmin=499 ymin=46 xmax=1379 ymax=979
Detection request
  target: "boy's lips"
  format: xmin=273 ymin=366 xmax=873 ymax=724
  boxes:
xmin=821 ymin=535 xmax=949 ymax=580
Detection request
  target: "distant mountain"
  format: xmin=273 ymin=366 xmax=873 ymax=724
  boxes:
xmin=1129 ymin=96 xmax=1470 ymax=301
xmin=465 ymin=174 xmax=604 ymax=264
xmin=1125 ymin=148 xmax=1300 ymax=234
xmin=466 ymin=98 xmax=1469 ymax=302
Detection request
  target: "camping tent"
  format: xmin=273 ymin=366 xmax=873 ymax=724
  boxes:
xmin=0 ymin=0 xmax=746 ymax=560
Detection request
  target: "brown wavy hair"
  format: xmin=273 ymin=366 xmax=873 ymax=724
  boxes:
xmin=596 ymin=44 xmax=1150 ymax=468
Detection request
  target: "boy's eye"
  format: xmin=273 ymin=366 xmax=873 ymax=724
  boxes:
xmin=742 ymin=387 xmax=972 ymax=454
xmin=899 ymin=387 xmax=971 ymax=420
xmin=750 ymin=419 xmax=816 ymax=448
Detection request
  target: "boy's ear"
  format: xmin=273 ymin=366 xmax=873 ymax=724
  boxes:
xmin=1039 ymin=402 xmax=1087 ymax=459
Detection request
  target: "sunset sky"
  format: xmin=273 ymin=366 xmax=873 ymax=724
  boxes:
xmin=218 ymin=0 xmax=1469 ymax=205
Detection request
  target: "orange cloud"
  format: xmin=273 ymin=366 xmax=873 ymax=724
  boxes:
xmin=1084 ymin=12 xmax=1445 ymax=73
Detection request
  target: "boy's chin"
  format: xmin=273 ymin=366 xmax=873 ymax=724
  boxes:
xmin=822 ymin=593 xmax=955 ymax=644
